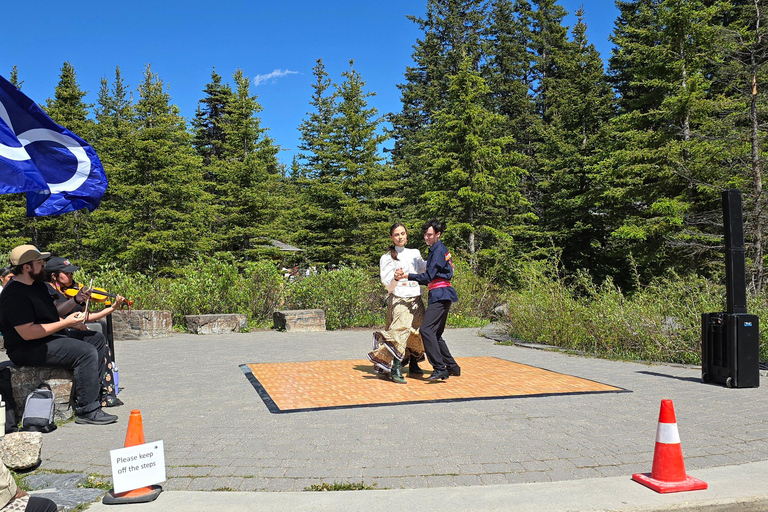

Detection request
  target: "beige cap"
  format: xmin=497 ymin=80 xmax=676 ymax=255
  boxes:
xmin=9 ymin=245 xmax=51 ymax=266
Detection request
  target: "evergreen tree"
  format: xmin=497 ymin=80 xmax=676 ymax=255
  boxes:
xmin=412 ymin=58 xmax=525 ymax=268
xmin=537 ymin=10 xmax=616 ymax=277
xmin=390 ymin=0 xmax=488 ymax=215
xmin=85 ymin=68 xmax=135 ymax=267
xmin=95 ymin=64 xmax=213 ymax=273
xmin=714 ymin=0 xmax=768 ymax=290
xmin=214 ymin=69 xmax=286 ymax=258
xmin=45 ymin=62 xmax=95 ymax=142
xmin=603 ymin=0 xmax=725 ymax=284
xmin=296 ymin=59 xmax=337 ymax=179
xmin=297 ymin=61 xmax=395 ymax=266
xmin=191 ymin=70 xmax=234 ymax=165
xmin=8 ymin=65 xmax=23 ymax=89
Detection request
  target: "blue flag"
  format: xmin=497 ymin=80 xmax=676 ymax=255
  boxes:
xmin=0 ymin=74 xmax=107 ymax=217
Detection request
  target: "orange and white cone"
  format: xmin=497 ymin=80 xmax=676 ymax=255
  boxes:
xmin=632 ymin=399 xmax=707 ymax=493
xmin=103 ymin=410 xmax=163 ymax=504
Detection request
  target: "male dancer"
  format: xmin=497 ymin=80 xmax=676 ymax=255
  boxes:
xmin=395 ymin=219 xmax=460 ymax=380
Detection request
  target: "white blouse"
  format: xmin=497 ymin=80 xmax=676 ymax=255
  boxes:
xmin=379 ymin=246 xmax=426 ymax=298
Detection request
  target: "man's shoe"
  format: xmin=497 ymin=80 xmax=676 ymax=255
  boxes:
xmin=408 ymin=359 xmax=425 ymax=375
xmin=426 ymin=370 xmax=449 ymax=381
xmin=75 ymin=408 xmax=118 ymax=425
xmin=448 ymin=367 xmax=461 ymax=377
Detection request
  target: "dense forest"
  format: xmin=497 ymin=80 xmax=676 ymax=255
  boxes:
xmin=1 ymin=0 xmax=767 ymax=295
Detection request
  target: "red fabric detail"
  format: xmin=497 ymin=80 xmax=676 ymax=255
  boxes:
xmin=428 ymin=279 xmax=452 ymax=290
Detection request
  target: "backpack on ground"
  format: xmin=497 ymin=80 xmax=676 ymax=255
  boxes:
xmin=0 ymin=367 xmax=19 ymax=434
xmin=21 ymin=383 xmax=57 ymax=433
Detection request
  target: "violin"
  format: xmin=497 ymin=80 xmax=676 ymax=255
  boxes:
xmin=63 ymin=284 xmax=134 ymax=307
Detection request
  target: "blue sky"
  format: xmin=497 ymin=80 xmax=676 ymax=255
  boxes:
xmin=1 ymin=0 xmax=619 ymax=167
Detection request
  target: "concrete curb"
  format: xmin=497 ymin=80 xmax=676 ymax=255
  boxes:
xmin=84 ymin=460 xmax=768 ymax=511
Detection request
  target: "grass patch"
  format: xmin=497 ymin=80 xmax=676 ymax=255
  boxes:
xmin=81 ymin=474 xmax=112 ymax=490
xmin=212 ymin=487 xmax=236 ymax=491
xmin=304 ymin=481 xmax=378 ymax=491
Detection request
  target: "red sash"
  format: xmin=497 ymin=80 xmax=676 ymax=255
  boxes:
xmin=428 ymin=278 xmax=452 ymax=290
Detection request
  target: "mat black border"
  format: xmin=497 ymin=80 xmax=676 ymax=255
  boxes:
xmin=239 ymin=357 xmax=631 ymax=414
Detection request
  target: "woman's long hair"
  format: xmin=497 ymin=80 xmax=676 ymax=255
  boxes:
xmin=389 ymin=222 xmax=406 ymax=261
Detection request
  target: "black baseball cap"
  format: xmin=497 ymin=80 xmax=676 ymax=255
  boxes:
xmin=44 ymin=257 xmax=80 ymax=273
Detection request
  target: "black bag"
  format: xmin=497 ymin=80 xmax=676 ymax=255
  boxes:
xmin=0 ymin=367 xmax=19 ymax=434
xmin=21 ymin=383 xmax=57 ymax=433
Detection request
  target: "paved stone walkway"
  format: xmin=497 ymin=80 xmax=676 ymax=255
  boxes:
xmin=30 ymin=328 xmax=768 ymax=492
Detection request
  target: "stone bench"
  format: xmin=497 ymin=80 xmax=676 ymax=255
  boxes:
xmin=273 ymin=309 xmax=326 ymax=332
xmin=185 ymin=314 xmax=247 ymax=334
xmin=0 ymin=362 xmax=74 ymax=422
xmin=112 ymin=309 xmax=173 ymax=340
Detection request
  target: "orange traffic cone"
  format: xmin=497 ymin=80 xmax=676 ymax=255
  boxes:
xmin=103 ymin=410 xmax=163 ymax=505
xmin=632 ymin=399 xmax=707 ymax=493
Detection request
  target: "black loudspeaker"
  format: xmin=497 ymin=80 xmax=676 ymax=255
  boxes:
xmin=701 ymin=313 xmax=760 ymax=388
xmin=723 ymin=190 xmax=748 ymax=314
xmin=701 ymin=189 xmax=760 ymax=388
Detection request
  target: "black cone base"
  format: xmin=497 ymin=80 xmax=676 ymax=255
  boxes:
xmin=102 ymin=485 xmax=162 ymax=504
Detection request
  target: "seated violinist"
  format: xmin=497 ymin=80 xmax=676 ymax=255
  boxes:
xmin=45 ymin=257 xmax=127 ymax=327
xmin=44 ymin=256 xmax=124 ymax=408
xmin=0 ymin=245 xmax=119 ymax=424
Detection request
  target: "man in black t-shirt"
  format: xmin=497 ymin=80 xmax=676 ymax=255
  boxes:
xmin=0 ymin=245 xmax=117 ymax=426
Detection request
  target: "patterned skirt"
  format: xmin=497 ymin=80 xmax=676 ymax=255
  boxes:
xmin=368 ymin=295 xmax=426 ymax=373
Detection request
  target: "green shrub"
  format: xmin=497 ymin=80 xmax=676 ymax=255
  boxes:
xmin=502 ymin=259 xmax=744 ymax=364
xmin=281 ymin=267 xmax=385 ymax=330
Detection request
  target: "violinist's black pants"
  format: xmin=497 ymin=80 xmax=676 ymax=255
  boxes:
xmin=8 ymin=330 xmax=108 ymax=416
xmin=419 ymin=299 xmax=458 ymax=373
xmin=24 ymin=496 xmax=59 ymax=512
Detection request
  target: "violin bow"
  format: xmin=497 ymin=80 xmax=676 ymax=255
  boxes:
xmin=83 ymin=278 xmax=94 ymax=322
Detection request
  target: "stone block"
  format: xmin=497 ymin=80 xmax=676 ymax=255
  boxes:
xmin=0 ymin=362 xmax=74 ymax=422
xmin=112 ymin=310 xmax=172 ymax=340
xmin=273 ymin=309 xmax=326 ymax=332
xmin=0 ymin=431 xmax=42 ymax=470
xmin=184 ymin=314 xmax=248 ymax=334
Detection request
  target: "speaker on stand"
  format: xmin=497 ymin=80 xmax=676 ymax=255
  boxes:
xmin=701 ymin=189 xmax=760 ymax=388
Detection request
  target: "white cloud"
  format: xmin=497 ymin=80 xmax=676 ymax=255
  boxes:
xmin=253 ymin=69 xmax=299 ymax=86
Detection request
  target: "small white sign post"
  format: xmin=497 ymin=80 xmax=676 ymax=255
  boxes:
xmin=109 ymin=440 xmax=166 ymax=494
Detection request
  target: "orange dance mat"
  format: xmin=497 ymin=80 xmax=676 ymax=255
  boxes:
xmin=241 ymin=357 xmax=626 ymax=413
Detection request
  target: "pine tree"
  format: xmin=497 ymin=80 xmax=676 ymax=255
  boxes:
xmin=8 ymin=65 xmax=23 ymax=89
xmin=45 ymin=62 xmax=95 ymax=142
xmin=713 ymin=0 xmax=768 ymax=290
xmin=296 ymin=59 xmax=337 ymax=179
xmin=297 ymin=61 xmax=395 ymax=266
xmin=214 ymin=69 xmax=285 ymax=258
xmin=412 ymin=57 xmax=525 ymax=268
xmin=96 ymin=64 xmax=213 ymax=273
xmin=603 ymin=0 xmax=725 ymax=284
xmin=191 ymin=70 xmax=234 ymax=166
xmin=536 ymin=9 xmax=616 ymax=277
xmin=390 ymin=0 xmax=488 ymax=215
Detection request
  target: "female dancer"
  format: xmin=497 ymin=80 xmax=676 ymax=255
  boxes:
xmin=368 ymin=223 xmax=427 ymax=383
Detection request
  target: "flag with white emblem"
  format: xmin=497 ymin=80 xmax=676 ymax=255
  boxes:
xmin=0 ymin=74 xmax=107 ymax=216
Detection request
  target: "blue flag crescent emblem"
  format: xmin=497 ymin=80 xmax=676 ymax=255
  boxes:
xmin=0 ymin=74 xmax=107 ymax=217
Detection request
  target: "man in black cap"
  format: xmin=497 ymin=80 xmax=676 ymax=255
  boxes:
xmin=0 ymin=245 xmax=118 ymax=425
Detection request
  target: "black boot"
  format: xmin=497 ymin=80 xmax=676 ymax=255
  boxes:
xmin=409 ymin=358 xmax=424 ymax=375
xmin=427 ymin=369 xmax=449 ymax=381
xmin=389 ymin=360 xmax=406 ymax=384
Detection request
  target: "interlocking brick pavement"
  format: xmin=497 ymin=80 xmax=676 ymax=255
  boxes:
xmin=14 ymin=328 xmax=768 ymax=493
